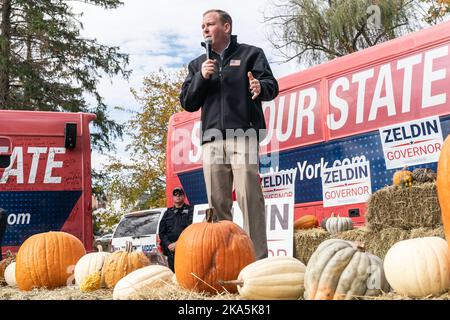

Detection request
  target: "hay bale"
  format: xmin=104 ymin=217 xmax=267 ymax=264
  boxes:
xmin=362 ymin=226 xmax=444 ymax=259
xmin=334 ymin=227 xmax=368 ymax=243
xmin=364 ymin=289 xmax=450 ymax=300
xmin=408 ymin=226 xmax=445 ymax=239
xmin=293 ymin=225 xmax=445 ymax=263
xmin=331 ymin=227 xmax=410 ymax=259
xmin=0 ymin=286 xmax=113 ymax=300
xmin=363 ymin=228 xmax=411 ymax=259
xmin=293 ymin=227 xmax=406 ymax=264
xmin=366 ymin=182 xmax=442 ymax=231
xmin=131 ymin=282 xmax=239 ymax=300
xmin=293 ymin=228 xmax=329 ymax=264
xmin=334 ymin=226 xmax=445 ymax=260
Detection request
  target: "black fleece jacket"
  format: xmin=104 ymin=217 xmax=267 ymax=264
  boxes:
xmin=179 ymin=35 xmax=279 ymax=144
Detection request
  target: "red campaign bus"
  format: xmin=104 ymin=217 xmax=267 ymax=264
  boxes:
xmin=166 ymin=20 xmax=450 ymax=226
xmin=0 ymin=110 xmax=96 ymax=254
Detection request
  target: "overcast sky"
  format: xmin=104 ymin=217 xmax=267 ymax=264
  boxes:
xmin=70 ymin=0 xmax=301 ymax=170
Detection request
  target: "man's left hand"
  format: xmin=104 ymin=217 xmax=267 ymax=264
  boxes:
xmin=248 ymin=72 xmax=261 ymax=100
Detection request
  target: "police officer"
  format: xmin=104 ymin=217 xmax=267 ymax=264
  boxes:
xmin=158 ymin=187 xmax=193 ymax=272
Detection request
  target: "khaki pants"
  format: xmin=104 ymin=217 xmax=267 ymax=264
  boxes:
xmin=202 ymin=135 xmax=268 ymax=260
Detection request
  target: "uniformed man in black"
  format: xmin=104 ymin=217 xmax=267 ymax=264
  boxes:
xmin=158 ymin=187 xmax=193 ymax=272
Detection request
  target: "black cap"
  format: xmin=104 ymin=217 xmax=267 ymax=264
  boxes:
xmin=173 ymin=187 xmax=185 ymax=196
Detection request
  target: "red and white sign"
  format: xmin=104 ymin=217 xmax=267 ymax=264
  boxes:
xmin=379 ymin=116 xmax=443 ymax=169
xmin=261 ymin=169 xmax=296 ymax=257
xmin=261 ymin=168 xmax=296 ymax=200
xmin=322 ymin=160 xmax=372 ymax=207
xmin=326 ymin=44 xmax=449 ymax=139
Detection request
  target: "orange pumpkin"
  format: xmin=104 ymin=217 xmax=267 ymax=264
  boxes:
xmin=437 ymin=135 xmax=450 ymax=247
xmin=175 ymin=208 xmax=256 ymax=294
xmin=393 ymin=165 xmax=413 ymax=187
xmin=15 ymin=231 xmax=86 ymax=291
xmin=101 ymin=242 xmax=150 ymax=288
xmin=294 ymin=215 xmax=319 ymax=230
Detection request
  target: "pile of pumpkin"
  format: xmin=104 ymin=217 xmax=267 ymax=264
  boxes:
xmin=2 ymin=139 xmax=450 ymax=300
xmin=0 ymin=231 xmax=176 ymax=299
xmin=1 ymin=205 xmax=449 ymax=300
xmin=285 ymin=136 xmax=450 ymax=299
xmin=1 ymin=196 xmax=448 ymax=300
xmin=392 ymin=165 xmax=437 ymax=188
xmin=293 ymin=213 xmax=450 ymax=298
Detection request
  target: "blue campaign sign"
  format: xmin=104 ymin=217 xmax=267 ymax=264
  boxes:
xmin=0 ymin=190 xmax=81 ymax=245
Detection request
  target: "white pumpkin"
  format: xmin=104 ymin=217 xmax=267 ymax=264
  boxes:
xmin=4 ymin=262 xmax=16 ymax=287
xmin=304 ymin=239 xmax=389 ymax=300
xmin=325 ymin=214 xmax=353 ymax=234
xmin=223 ymin=256 xmax=306 ymax=300
xmin=74 ymin=246 xmax=111 ymax=285
xmin=113 ymin=265 xmax=174 ymax=300
xmin=384 ymin=237 xmax=450 ymax=297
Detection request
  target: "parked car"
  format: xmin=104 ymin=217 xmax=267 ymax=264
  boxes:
xmin=93 ymin=233 xmax=113 ymax=252
xmin=111 ymin=208 xmax=167 ymax=265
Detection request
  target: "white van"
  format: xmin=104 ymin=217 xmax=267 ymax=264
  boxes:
xmin=111 ymin=208 xmax=167 ymax=256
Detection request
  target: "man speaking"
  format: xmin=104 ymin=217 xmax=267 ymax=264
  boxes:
xmin=179 ymin=9 xmax=279 ymax=260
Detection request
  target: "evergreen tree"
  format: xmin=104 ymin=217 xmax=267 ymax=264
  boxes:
xmin=0 ymin=0 xmax=130 ymax=151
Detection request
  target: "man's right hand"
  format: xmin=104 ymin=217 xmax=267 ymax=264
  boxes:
xmin=201 ymin=59 xmax=216 ymax=79
xmin=168 ymin=242 xmax=176 ymax=252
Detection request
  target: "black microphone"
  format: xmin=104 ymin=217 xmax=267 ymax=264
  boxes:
xmin=205 ymin=37 xmax=212 ymax=60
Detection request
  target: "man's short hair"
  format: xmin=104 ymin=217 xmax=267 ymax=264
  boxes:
xmin=203 ymin=9 xmax=232 ymax=34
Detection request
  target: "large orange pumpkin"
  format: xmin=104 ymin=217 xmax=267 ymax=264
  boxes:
xmin=437 ymin=135 xmax=450 ymax=246
xmin=101 ymin=241 xmax=150 ymax=288
xmin=294 ymin=215 xmax=319 ymax=230
xmin=15 ymin=231 xmax=86 ymax=291
xmin=175 ymin=208 xmax=256 ymax=294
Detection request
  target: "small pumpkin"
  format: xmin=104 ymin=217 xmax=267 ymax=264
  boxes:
xmin=80 ymin=271 xmax=102 ymax=292
xmin=294 ymin=215 xmax=319 ymax=230
xmin=304 ymin=239 xmax=390 ymax=300
xmin=101 ymin=241 xmax=150 ymax=289
xmin=412 ymin=167 xmax=436 ymax=183
xmin=437 ymin=135 xmax=450 ymax=247
xmin=175 ymin=208 xmax=256 ymax=294
xmin=383 ymin=237 xmax=450 ymax=297
xmin=15 ymin=231 xmax=86 ymax=291
xmin=220 ymin=256 xmax=306 ymax=300
xmin=393 ymin=165 xmax=413 ymax=187
xmin=113 ymin=265 xmax=174 ymax=300
xmin=324 ymin=214 xmax=353 ymax=234
xmin=4 ymin=262 xmax=16 ymax=287
xmin=74 ymin=245 xmax=111 ymax=286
